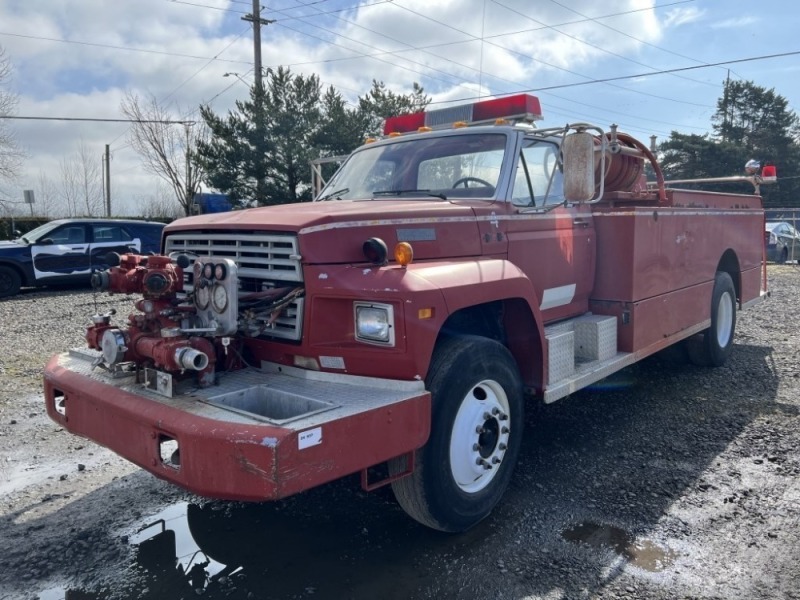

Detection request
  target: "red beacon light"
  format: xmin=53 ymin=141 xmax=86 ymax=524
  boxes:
xmin=383 ymin=93 xmax=543 ymax=135
xmin=761 ymin=164 xmax=777 ymax=182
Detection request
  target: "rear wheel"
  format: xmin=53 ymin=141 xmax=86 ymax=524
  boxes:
xmin=686 ymin=271 xmax=736 ymax=367
xmin=0 ymin=266 xmax=21 ymax=298
xmin=390 ymin=335 xmax=524 ymax=532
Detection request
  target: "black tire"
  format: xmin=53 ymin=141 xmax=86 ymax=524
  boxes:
xmin=686 ymin=271 xmax=736 ymax=367
xmin=389 ymin=335 xmax=524 ymax=532
xmin=0 ymin=265 xmax=21 ymax=298
xmin=779 ymin=246 xmax=788 ymax=264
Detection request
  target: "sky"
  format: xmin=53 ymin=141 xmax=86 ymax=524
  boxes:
xmin=0 ymin=0 xmax=798 ymax=217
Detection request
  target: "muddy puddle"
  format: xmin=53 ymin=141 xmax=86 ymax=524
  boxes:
xmin=562 ymin=521 xmax=676 ymax=572
xmin=39 ymin=482 xmax=496 ymax=599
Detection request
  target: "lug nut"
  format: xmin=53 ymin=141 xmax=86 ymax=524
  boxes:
xmin=499 ymin=443 xmax=507 ymax=450
xmin=473 ymin=443 xmax=480 ymax=451
xmin=483 ymin=412 xmax=491 ymax=420
xmin=476 ymin=426 xmax=485 ymax=434
xmin=492 ymin=457 xmax=501 ymax=464
xmin=492 ymin=407 xmax=500 ymax=415
xmin=501 ymin=426 xmax=510 ymax=434
xmin=499 ymin=414 xmax=508 ymax=421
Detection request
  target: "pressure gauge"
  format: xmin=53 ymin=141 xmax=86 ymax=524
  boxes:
xmin=203 ymin=262 xmax=214 ymax=280
xmin=214 ymin=263 xmax=227 ymax=281
xmin=211 ymin=283 xmax=228 ymax=312
xmin=195 ymin=285 xmax=210 ymax=310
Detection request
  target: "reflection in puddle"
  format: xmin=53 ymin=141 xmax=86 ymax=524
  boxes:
xmin=38 ymin=485 xmax=493 ymax=600
xmin=122 ymin=494 xmax=470 ymax=599
xmin=562 ymin=522 xmax=676 ymax=572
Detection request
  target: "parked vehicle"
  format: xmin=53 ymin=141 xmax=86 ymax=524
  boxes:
xmin=45 ymin=95 xmax=768 ymax=532
xmin=765 ymin=221 xmax=800 ymax=263
xmin=0 ymin=218 xmax=165 ymax=297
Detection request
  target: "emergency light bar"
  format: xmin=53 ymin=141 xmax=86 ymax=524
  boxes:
xmin=383 ymin=93 xmax=543 ymax=135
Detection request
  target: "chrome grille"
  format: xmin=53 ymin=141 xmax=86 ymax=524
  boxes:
xmin=165 ymin=231 xmax=304 ymax=341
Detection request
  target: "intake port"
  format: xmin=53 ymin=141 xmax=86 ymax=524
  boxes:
xmin=158 ymin=434 xmax=180 ymax=470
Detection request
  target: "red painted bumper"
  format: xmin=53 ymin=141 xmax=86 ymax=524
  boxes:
xmin=44 ymin=353 xmax=430 ymax=501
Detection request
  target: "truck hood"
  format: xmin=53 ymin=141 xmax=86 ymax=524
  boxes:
xmin=165 ymin=200 xmax=487 ymax=264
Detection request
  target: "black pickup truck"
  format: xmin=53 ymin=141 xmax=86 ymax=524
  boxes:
xmin=0 ymin=218 xmax=165 ymax=298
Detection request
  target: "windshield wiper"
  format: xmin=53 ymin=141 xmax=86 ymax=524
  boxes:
xmin=373 ymin=189 xmax=448 ymax=200
xmin=317 ymin=187 xmax=349 ymax=201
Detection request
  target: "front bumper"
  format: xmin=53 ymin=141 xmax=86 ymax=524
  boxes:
xmin=44 ymin=351 xmax=430 ymax=501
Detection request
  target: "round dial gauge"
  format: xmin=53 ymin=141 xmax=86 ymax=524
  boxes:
xmin=195 ymin=285 xmax=210 ymax=310
xmin=214 ymin=263 xmax=227 ymax=280
xmin=211 ymin=283 xmax=228 ymax=312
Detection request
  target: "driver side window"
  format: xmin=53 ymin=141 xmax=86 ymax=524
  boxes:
xmin=49 ymin=226 xmax=86 ymax=244
xmin=511 ymin=140 xmax=564 ymax=207
xmin=511 ymin=154 xmax=534 ymax=206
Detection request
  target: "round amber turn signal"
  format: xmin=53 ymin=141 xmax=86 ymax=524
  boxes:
xmin=394 ymin=242 xmax=414 ymax=266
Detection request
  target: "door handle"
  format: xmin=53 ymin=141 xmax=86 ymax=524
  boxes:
xmin=573 ymin=218 xmax=590 ymax=228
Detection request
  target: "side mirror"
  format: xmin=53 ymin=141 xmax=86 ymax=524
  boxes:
xmin=562 ymin=132 xmax=596 ymax=202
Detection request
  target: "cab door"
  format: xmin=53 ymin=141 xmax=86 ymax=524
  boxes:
xmin=30 ymin=223 xmax=91 ymax=282
xmin=504 ymin=138 xmax=596 ymax=322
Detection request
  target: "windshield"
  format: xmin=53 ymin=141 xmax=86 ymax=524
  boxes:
xmin=19 ymin=221 xmax=62 ymax=243
xmin=317 ymin=133 xmax=508 ymax=201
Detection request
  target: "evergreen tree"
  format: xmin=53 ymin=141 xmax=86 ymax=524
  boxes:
xmin=358 ymin=80 xmax=430 ymax=137
xmin=197 ymin=71 xmax=429 ymax=206
xmin=657 ymin=80 xmax=800 ymax=207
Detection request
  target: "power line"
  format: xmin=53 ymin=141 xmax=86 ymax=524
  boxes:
xmin=491 ymin=0 xmax=717 ymax=89
xmin=544 ymin=0 xmax=720 ymax=76
xmin=0 ymin=31 xmax=252 ymax=65
xmin=1 ymin=116 xmax=195 ymax=123
xmin=387 ymin=1 xmax=712 ymax=109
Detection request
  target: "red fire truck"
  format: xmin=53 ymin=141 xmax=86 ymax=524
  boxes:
xmin=44 ymin=94 xmax=769 ymax=532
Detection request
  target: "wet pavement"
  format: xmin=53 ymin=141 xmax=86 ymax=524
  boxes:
xmin=7 ymin=307 xmax=797 ymax=600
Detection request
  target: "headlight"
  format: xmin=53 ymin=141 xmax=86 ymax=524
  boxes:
xmin=354 ymin=302 xmax=395 ymax=345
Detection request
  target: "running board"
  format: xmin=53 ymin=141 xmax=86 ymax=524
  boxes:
xmin=543 ymin=352 xmax=635 ymax=404
xmin=544 ymin=313 xmax=632 ymax=404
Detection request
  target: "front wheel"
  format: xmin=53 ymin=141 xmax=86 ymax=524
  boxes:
xmin=686 ymin=271 xmax=736 ymax=367
xmin=390 ymin=335 xmax=524 ymax=532
xmin=0 ymin=266 xmax=21 ymax=298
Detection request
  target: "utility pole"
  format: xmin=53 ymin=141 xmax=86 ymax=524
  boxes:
xmin=185 ymin=123 xmax=193 ymax=214
xmin=242 ymin=1 xmax=274 ymax=92
xmin=104 ymin=144 xmax=111 ymax=217
xmin=242 ymin=1 xmax=274 ymax=204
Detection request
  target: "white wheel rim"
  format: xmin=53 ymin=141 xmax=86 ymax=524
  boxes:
xmin=449 ymin=379 xmax=511 ymax=494
xmin=715 ymin=291 xmax=734 ymax=347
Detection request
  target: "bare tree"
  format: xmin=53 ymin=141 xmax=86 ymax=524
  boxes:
xmin=121 ymin=92 xmax=206 ymax=216
xmin=0 ymin=46 xmax=24 ymax=217
xmin=0 ymin=46 xmax=22 ymax=184
xmin=59 ymin=155 xmax=81 ymax=217
xmin=75 ymin=139 xmax=103 ymax=216
xmin=57 ymin=139 xmax=103 ymax=217
xmin=136 ymin=182 xmax=183 ymax=220
xmin=36 ymin=170 xmax=62 ymax=217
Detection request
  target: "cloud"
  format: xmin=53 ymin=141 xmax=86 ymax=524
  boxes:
xmin=0 ymin=0 xmax=702 ymax=215
xmin=710 ymin=16 xmax=760 ymax=29
xmin=663 ymin=6 xmax=706 ymax=28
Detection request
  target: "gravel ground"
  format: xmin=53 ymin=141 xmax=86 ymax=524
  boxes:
xmin=0 ymin=267 xmax=798 ymax=600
